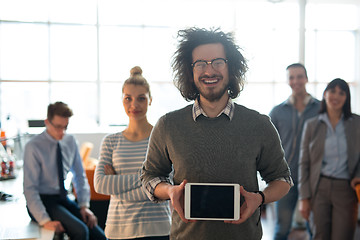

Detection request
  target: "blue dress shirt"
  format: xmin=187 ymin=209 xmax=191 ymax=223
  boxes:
xmin=23 ymin=130 xmax=90 ymax=225
xmin=319 ymin=113 xmax=349 ymax=180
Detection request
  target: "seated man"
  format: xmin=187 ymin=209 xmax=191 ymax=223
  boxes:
xmin=23 ymin=101 xmax=105 ymax=240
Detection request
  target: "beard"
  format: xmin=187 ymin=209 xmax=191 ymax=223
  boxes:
xmin=195 ymin=74 xmax=229 ymax=102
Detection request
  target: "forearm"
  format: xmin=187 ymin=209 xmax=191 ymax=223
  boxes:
xmin=117 ymin=187 xmax=149 ymax=202
xmin=262 ymin=180 xmax=291 ymax=204
xmin=298 ymin=128 xmax=312 ymax=199
xmin=154 ymin=182 xmax=173 ymax=200
xmin=299 ymin=198 xmax=311 ymax=220
xmin=23 ymin=153 xmax=51 ymax=225
xmin=94 ymin=171 xmax=142 ymax=195
xmin=72 ymin=161 xmax=90 ymax=205
xmin=94 ymin=163 xmax=150 ymax=202
xmin=24 ymin=187 xmax=51 ymax=225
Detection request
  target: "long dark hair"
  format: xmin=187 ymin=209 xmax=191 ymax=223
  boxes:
xmin=171 ymin=27 xmax=248 ymax=101
xmin=319 ymin=78 xmax=352 ymax=119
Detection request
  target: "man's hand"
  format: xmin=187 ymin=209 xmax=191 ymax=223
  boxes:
xmin=299 ymin=199 xmax=311 ymax=221
xmin=154 ymin=180 xmax=190 ymax=223
xmin=43 ymin=220 xmax=65 ymax=233
xmin=80 ymin=207 xmax=98 ymax=229
xmin=350 ymin=177 xmax=360 ymax=189
xmin=225 ymin=186 xmax=262 ymax=224
xmin=168 ymin=180 xmax=189 ymax=223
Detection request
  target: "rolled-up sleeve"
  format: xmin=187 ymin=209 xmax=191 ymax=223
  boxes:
xmin=141 ymin=116 xmax=173 ymax=202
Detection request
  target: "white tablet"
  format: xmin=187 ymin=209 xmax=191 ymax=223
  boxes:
xmin=184 ymin=183 xmax=240 ymax=221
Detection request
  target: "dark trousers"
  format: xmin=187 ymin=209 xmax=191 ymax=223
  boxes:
xmin=28 ymin=195 xmax=106 ymax=240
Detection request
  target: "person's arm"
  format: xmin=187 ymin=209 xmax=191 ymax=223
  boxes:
xmin=349 ymin=117 xmax=360 ymax=191
xmin=23 ymin=143 xmax=52 ymax=225
xmin=43 ymin=221 xmax=65 ymax=233
xmin=268 ymin=107 xmax=279 ymax=129
xmin=262 ymin=179 xmax=291 ymax=203
xmin=152 ymin=179 xmax=290 ymax=225
xmin=141 ymin=116 xmax=174 ymax=202
xmin=79 ymin=206 xmax=98 ymax=229
xmin=351 ymin=177 xmax=360 ymax=189
xmin=229 ymin=114 xmax=292 ymax=225
xmin=154 ymin=180 xmax=188 ymax=222
xmin=93 ymin=135 xmax=148 ymax=202
xmin=71 ymin=140 xmax=90 ymax=208
xmin=298 ymin=121 xmax=313 ymax=220
xmin=299 ymin=199 xmax=311 ymax=221
xmin=227 ymin=180 xmax=290 ymax=224
xmin=152 ymin=180 xmax=291 ymax=225
xmin=67 ymin=138 xmax=99 ymax=228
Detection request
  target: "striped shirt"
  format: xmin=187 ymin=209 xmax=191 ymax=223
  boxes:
xmin=94 ymin=132 xmax=171 ymax=239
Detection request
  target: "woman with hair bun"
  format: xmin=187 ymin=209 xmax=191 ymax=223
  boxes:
xmin=94 ymin=66 xmax=171 ymax=240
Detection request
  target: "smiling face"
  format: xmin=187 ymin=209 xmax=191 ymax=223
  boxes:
xmin=122 ymin=84 xmax=152 ymax=121
xmin=324 ymin=85 xmax=347 ymax=113
xmin=287 ymin=66 xmax=308 ymax=96
xmin=192 ymin=43 xmax=229 ymax=102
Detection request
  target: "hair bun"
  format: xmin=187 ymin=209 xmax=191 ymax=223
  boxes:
xmin=130 ymin=66 xmax=143 ymax=77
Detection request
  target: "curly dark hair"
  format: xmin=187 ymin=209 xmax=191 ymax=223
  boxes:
xmin=171 ymin=27 xmax=248 ymax=101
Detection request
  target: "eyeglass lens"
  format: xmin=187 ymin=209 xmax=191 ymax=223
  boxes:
xmin=193 ymin=58 xmax=227 ymax=72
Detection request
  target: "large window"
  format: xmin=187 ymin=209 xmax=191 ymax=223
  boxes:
xmin=1 ymin=0 xmax=359 ymax=136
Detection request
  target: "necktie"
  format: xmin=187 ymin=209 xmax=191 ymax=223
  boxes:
xmin=57 ymin=142 xmax=67 ymax=199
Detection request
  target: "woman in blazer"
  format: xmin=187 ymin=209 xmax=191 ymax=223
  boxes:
xmin=298 ymin=78 xmax=360 ymax=240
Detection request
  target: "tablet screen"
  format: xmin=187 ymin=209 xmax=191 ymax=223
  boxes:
xmin=190 ymin=185 xmax=235 ymax=219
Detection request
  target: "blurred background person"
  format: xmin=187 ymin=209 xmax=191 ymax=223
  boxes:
xmin=298 ymin=78 xmax=360 ymax=240
xmin=23 ymin=101 xmax=106 ymax=240
xmin=94 ymin=66 xmax=171 ymax=240
xmin=269 ymin=63 xmax=320 ymax=240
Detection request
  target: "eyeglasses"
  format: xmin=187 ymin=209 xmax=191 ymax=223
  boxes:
xmin=191 ymin=58 xmax=228 ymax=73
xmin=48 ymin=120 xmax=68 ymax=131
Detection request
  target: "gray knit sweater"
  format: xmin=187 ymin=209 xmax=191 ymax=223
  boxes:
xmin=142 ymin=103 xmax=291 ymax=240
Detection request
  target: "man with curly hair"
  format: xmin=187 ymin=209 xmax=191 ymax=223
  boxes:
xmin=141 ymin=27 xmax=293 ymax=240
